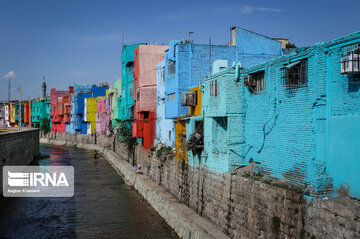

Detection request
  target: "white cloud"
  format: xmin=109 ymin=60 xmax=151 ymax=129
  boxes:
xmin=1 ymin=71 xmax=16 ymax=79
xmin=71 ymin=71 xmax=88 ymax=76
xmin=240 ymin=6 xmax=283 ymax=14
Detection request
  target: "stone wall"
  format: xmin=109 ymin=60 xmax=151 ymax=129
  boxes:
xmin=41 ymin=132 xmax=360 ymax=239
xmin=0 ymin=128 xmax=39 ymax=166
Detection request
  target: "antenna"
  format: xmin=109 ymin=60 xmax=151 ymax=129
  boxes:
xmin=209 ymin=37 xmax=212 ymax=74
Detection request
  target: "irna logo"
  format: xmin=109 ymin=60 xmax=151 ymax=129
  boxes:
xmin=8 ymin=171 xmax=69 ymax=187
xmin=3 ymin=166 xmax=74 ymax=197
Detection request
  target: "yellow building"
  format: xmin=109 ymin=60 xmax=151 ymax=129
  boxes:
xmin=10 ymin=103 xmax=16 ymax=124
xmin=174 ymin=85 xmax=203 ymax=161
xmin=84 ymin=97 xmax=97 ymax=134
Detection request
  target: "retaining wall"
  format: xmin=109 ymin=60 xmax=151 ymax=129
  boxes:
xmin=41 ymin=132 xmax=360 ymax=239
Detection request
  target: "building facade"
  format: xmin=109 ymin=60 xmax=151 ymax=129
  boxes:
xmin=201 ymin=31 xmax=360 ymax=198
xmin=51 ymin=87 xmax=74 ymax=132
xmin=132 ymin=44 xmax=168 ymax=149
xmin=155 ymin=60 xmax=175 ymax=147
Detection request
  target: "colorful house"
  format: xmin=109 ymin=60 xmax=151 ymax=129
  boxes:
xmin=202 ymin=31 xmax=360 ymax=198
xmin=67 ymin=84 xmax=108 ymax=134
xmin=96 ymin=97 xmax=108 ymax=135
xmin=4 ymin=104 xmax=10 ymax=127
xmin=23 ymin=101 xmax=30 ymax=127
xmin=116 ymin=44 xmax=145 ymax=135
xmin=0 ymin=104 xmax=4 ymax=127
xmin=51 ymin=86 xmax=74 ymax=132
xmin=112 ymin=79 xmax=121 ymax=129
xmin=155 ymin=60 xmax=175 ymax=147
xmin=159 ymin=27 xmax=282 ymax=156
xmin=67 ymin=85 xmax=92 ymax=134
xmin=106 ymin=85 xmax=114 ymax=135
xmin=132 ymin=44 xmax=168 ymax=149
xmin=32 ymin=97 xmax=51 ymax=128
xmin=15 ymin=102 xmax=24 ymax=126
xmin=9 ymin=102 xmax=16 ymax=126
xmin=84 ymin=97 xmax=98 ymax=134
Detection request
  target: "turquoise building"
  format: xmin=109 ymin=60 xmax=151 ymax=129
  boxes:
xmin=202 ymin=31 xmax=360 ymax=198
xmin=114 ymin=44 xmax=144 ymax=134
xmin=32 ymin=97 xmax=51 ymax=127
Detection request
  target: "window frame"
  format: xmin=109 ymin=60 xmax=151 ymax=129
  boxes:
xmin=281 ymin=59 xmax=308 ymax=89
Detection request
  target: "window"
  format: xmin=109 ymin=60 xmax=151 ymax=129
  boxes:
xmin=162 ymin=67 xmax=165 ymax=82
xmin=246 ymin=71 xmax=265 ymax=94
xmin=122 ymin=88 xmax=125 ymax=98
xmin=168 ymin=93 xmax=175 ymax=101
xmin=168 ymin=61 xmax=175 ymax=77
xmin=137 ymin=91 xmax=140 ymax=100
xmin=282 ymin=59 xmax=308 ymax=89
xmin=127 ymin=62 xmax=134 ymax=73
xmin=169 ymin=131 xmax=171 ymax=142
xmin=129 ymin=84 xmax=133 ymax=98
xmin=210 ymin=80 xmax=219 ymax=97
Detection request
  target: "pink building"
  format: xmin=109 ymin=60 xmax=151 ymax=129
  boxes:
xmin=132 ymin=45 xmax=168 ymax=149
xmin=96 ymin=97 xmax=109 ymax=135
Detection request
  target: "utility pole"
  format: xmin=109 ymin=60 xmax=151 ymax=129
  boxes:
xmin=29 ymin=96 xmax=32 ymax=128
xmin=19 ymin=85 xmax=21 ymax=131
xmin=8 ymin=78 xmax=10 ymax=101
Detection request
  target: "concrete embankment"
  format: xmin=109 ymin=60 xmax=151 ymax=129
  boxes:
xmin=40 ymin=137 xmax=229 ymax=239
xmin=0 ymin=128 xmax=40 ymax=193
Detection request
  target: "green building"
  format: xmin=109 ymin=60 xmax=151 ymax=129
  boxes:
xmin=32 ymin=97 xmax=51 ymax=128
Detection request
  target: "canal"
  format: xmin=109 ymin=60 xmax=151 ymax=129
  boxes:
xmin=0 ymin=144 xmax=179 ymax=239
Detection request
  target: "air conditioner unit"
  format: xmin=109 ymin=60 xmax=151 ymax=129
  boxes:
xmin=181 ymin=92 xmax=197 ymax=106
xmin=341 ymin=53 xmax=360 ymax=74
xmin=244 ymin=75 xmax=257 ymax=87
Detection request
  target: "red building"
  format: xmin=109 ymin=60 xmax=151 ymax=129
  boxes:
xmin=51 ymin=87 xmax=73 ymax=132
xmin=132 ymin=45 xmax=168 ymax=149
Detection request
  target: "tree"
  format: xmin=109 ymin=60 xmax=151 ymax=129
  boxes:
xmin=285 ymin=42 xmax=297 ymax=49
xmin=40 ymin=117 xmax=51 ymax=135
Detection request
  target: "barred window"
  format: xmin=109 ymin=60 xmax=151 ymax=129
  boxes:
xmin=245 ymin=71 xmax=265 ymax=94
xmin=168 ymin=61 xmax=175 ymax=77
xmin=210 ymin=80 xmax=219 ymax=97
xmin=282 ymin=59 xmax=308 ymax=89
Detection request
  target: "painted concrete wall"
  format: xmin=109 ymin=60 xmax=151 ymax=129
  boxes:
xmin=155 ymin=60 xmax=175 ymax=147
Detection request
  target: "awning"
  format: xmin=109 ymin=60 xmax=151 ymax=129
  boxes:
xmin=284 ymin=61 xmax=301 ymax=69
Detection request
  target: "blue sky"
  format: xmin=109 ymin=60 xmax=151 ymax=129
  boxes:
xmin=0 ymin=0 xmax=359 ymax=101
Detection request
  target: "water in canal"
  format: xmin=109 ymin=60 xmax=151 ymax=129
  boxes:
xmin=0 ymin=144 xmax=179 ymax=239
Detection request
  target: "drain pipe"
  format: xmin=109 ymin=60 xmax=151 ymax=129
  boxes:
xmin=234 ymin=62 xmax=242 ymax=82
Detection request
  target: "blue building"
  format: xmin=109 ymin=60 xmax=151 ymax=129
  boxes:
xmin=66 ymin=84 xmax=108 ymax=134
xmin=155 ymin=60 xmax=175 ymax=147
xmin=202 ymin=31 xmax=360 ymax=198
xmin=158 ymin=27 xmax=282 ymax=148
